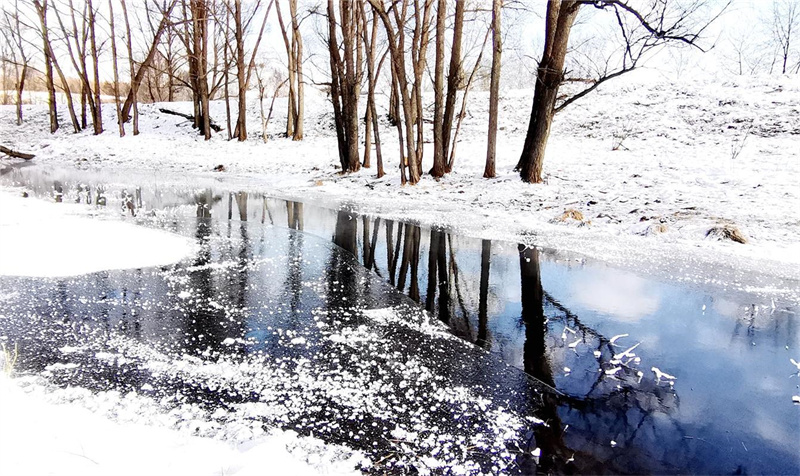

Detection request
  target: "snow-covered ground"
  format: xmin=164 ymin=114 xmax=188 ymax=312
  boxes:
xmin=0 ymin=190 xmax=196 ymax=277
xmin=0 ymin=192 xmax=363 ymax=476
xmin=2 ymin=72 xmax=797 ymax=303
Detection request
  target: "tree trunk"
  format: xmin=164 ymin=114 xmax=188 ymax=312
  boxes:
xmin=443 ymin=0 xmax=465 ymax=172
xmin=430 ymin=0 xmax=446 ymax=178
xmin=341 ymin=0 xmax=360 ymax=172
xmin=191 ymin=0 xmax=211 ymax=140
xmin=327 ymin=0 xmax=348 ymax=170
xmin=34 ymin=0 xmax=58 ymax=133
xmin=484 ymin=0 xmax=502 ymax=179
xmin=275 ymin=0 xmax=296 ymax=138
xmin=235 ymin=0 xmax=247 ymax=141
xmin=290 ymin=0 xmax=304 ymax=140
xmin=517 ymin=0 xmax=581 ymax=183
xmin=120 ymin=0 xmax=140 ymax=135
xmin=369 ymin=0 xmax=421 ymax=184
xmin=16 ymin=64 xmax=26 ymax=125
xmin=109 ymin=0 xmax=125 ymax=137
xmin=88 ymin=0 xmax=103 ymax=135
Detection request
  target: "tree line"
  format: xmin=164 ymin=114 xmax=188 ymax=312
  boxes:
xmin=2 ymin=0 xmax=732 ymax=184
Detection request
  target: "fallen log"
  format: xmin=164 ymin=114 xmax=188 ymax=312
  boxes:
xmin=0 ymin=145 xmax=35 ymax=160
xmin=158 ymin=108 xmax=223 ymax=133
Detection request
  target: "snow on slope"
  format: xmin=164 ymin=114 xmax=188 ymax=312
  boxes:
xmin=1 ymin=73 xmax=798 ymax=301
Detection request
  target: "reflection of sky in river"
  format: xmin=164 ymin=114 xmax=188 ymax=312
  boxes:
xmin=538 ymin=262 xmax=800 ymax=469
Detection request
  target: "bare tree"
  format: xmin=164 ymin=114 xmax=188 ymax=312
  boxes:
xmin=120 ymin=0 xmax=178 ymax=123
xmin=770 ymin=0 xmax=800 ymax=74
xmin=368 ymin=0 xmax=433 ymax=184
xmin=484 ymin=0 xmax=502 ymax=179
xmin=430 ymin=0 xmax=446 ymax=178
xmin=358 ymin=0 xmax=387 ymax=178
xmin=255 ymin=64 xmax=286 ymax=142
xmin=33 ymin=0 xmax=58 ymax=133
xmin=327 ymin=0 xmax=360 ymax=172
xmin=0 ymin=1 xmax=31 ymax=125
xmin=276 ymin=0 xmax=303 ymax=140
xmin=109 ymin=0 xmax=125 ymax=136
xmin=442 ymin=0 xmax=465 ymax=174
xmin=87 ymin=0 xmax=103 ymax=134
xmin=516 ymin=0 xmax=728 ymax=184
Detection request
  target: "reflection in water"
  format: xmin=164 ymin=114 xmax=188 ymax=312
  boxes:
xmin=2 ymin=166 xmax=799 ymax=474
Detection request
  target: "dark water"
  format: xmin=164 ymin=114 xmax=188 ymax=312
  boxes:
xmin=0 ymin=165 xmax=798 ymax=474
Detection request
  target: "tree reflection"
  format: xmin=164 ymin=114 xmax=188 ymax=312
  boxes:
xmin=517 ymin=245 xmax=687 ymax=473
xmin=476 ymin=240 xmax=491 ymax=349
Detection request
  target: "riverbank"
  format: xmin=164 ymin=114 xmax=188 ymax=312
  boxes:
xmin=2 ymin=73 xmax=799 ymax=304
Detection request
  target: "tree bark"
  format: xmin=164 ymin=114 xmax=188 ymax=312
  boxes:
xmin=517 ymin=0 xmax=581 ymax=183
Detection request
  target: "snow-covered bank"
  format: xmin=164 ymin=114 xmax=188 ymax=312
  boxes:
xmin=0 ymin=189 xmax=196 ymax=277
xmin=0 ymin=375 xmax=358 ymax=476
xmin=1 ymin=73 xmax=799 ymax=302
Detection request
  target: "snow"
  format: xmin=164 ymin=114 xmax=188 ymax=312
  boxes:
xmin=0 ymin=375 xmax=359 ymax=476
xmin=0 ymin=189 xmax=196 ymax=277
xmin=1 ymin=71 xmax=800 ymax=473
xmin=1 ymin=74 xmax=798 ymax=302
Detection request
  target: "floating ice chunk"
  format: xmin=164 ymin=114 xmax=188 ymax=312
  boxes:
xmin=652 ymin=366 xmax=677 ymax=382
xmin=614 ymin=343 xmax=640 ymax=360
xmin=593 ymin=350 xmax=602 ymax=358
xmin=790 ymin=358 xmax=800 ymax=371
xmin=532 ymin=447 xmax=541 ymax=457
xmin=177 ymin=291 xmax=191 ymax=299
xmin=290 ymin=337 xmax=307 ymax=345
xmin=610 ymin=440 xmax=617 ymax=447
xmin=563 ymin=367 xmax=571 ymax=373
xmin=609 ymin=334 xmax=628 ymax=345
xmin=222 ymin=338 xmax=236 ymax=346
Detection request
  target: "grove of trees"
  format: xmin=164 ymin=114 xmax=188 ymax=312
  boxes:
xmin=1 ymin=0 xmax=793 ymax=185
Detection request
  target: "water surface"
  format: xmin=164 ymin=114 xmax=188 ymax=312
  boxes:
xmin=0 ymin=165 xmax=798 ymax=474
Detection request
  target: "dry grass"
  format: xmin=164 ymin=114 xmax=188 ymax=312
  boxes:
xmin=706 ymin=224 xmax=748 ymax=244
xmin=559 ymin=208 xmax=585 ymax=222
xmin=1 ymin=342 xmax=18 ymax=376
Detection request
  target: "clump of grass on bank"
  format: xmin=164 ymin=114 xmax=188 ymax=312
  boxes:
xmin=1 ymin=342 xmax=18 ymax=376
